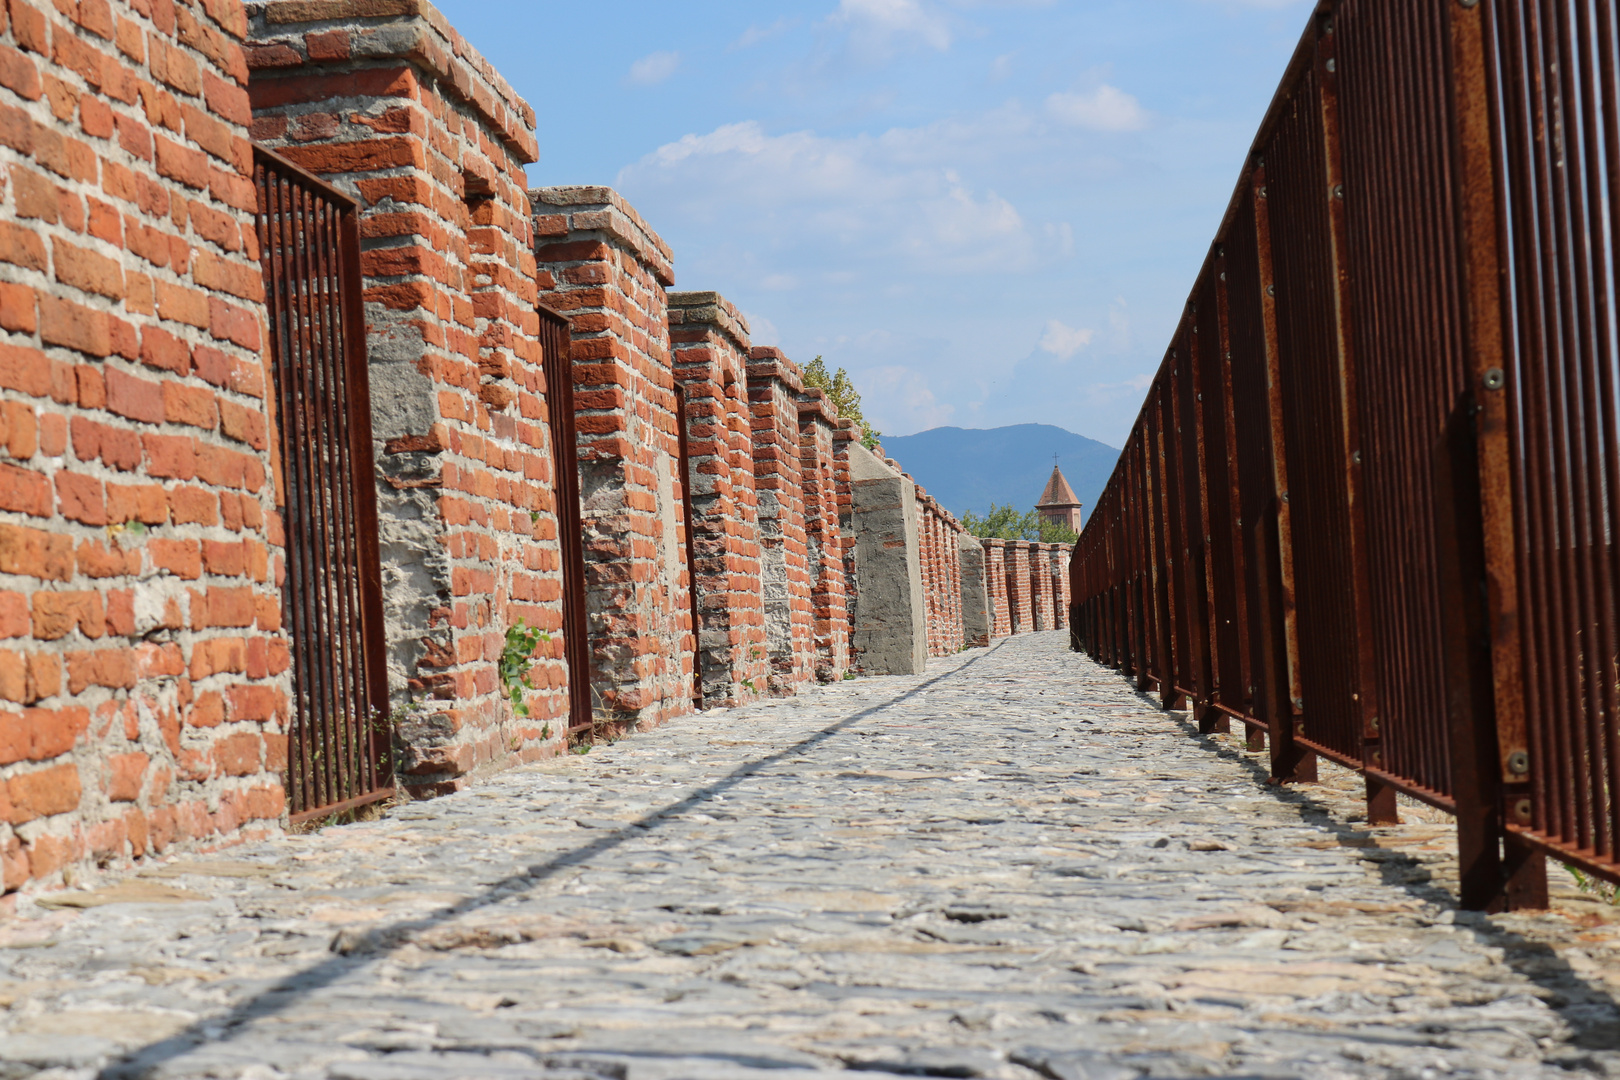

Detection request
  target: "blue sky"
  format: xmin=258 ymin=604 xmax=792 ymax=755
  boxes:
xmin=434 ymin=0 xmax=1314 ymax=447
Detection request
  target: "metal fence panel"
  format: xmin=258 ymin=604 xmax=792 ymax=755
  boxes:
xmin=254 ymin=146 xmax=392 ymax=823
xmin=539 ymin=306 xmax=593 ymax=738
xmin=1490 ymin=0 xmax=1620 ymax=876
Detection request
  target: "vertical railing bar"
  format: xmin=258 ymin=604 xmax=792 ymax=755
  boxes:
xmin=303 ymin=182 xmax=346 ymax=810
xmin=1214 ymin=246 xmax=1256 ymax=731
xmin=339 ymin=192 xmax=392 ymax=800
xmin=301 ymin=183 xmax=345 ymax=809
xmin=1537 ymin=0 xmax=1598 ymax=854
xmin=1513 ymin=0 xmax=1580 ymax=845
xmin=1561 ymin=0 xmax=1619 ymax=864
xmin=283 ymin=174 xmax=330 ymax=814
xmin=318 ymin=196 xmax=363 ymax=802
xmin=1316 ymin=17 xmax=1394 ymax=822
xmin=259 ymin=164 xmax=307 ymax=817
xmin=1251 ymin=161 xmax=1311 ymax=781
xmin=308 ymin=193 xmax=349 ymax=801
xmin=1588 ymin=0 xmax=1620 ymax=865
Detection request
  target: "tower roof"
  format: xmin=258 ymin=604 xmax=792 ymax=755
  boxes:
xmin=1036 ymin=465 xmax=1082 ymax=508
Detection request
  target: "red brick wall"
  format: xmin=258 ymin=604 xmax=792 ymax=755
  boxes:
xmin=798 ymin=390 xmax=845 ymax=681
xmin=668 ymin=291 xmax=766 ymax=706
xmin=0 ymin=0 xmax=290 ymax=900
xmin=747 ymin=348 xmax=814 ymax=694
xmin=915 ymin=493 xmax=966 ymax=658
xmin=532 ymin=187 xmax=694 ymax=732
xmin=247 ymin=1 xmax=568 ymax=795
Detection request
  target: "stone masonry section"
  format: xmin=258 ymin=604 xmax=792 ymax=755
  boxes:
xmin=0 ymin=0 xmax=289 ymax=898
xmin=532 ymin=187 xmax=693 ymax=734
xmin=667 ymin=291 xmax=766 ymax=709
xmin=960 ymin=532 xmax=989 ymax=648
xmin=244 ymin=0 xmax=569 ymax=794
xmin=748 ymin=347 xmax=814 ymax=696
xmin=5 ymin=632 xmax=1620 ymax=1079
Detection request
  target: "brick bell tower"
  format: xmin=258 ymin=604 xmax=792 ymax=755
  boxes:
xmin=1036 ymin=462 xmax=1084 ymax=532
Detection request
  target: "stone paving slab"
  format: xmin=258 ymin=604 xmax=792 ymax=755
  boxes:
xmin=3 ymin=632 xmax=1620 ymax=1079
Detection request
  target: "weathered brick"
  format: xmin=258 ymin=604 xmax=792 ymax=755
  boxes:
xmin=39 ymin=296 xmax=111 ymax=357
xmin=2 ymin=762 xmax=82 ymax=824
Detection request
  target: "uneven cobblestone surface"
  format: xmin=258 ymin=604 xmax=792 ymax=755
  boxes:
xmin=3 ymin=632 xmax=1620 ymax=1079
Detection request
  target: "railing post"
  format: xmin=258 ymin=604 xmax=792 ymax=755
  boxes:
xmin=1250 ymin=160 xmax=1316 ymax=785
xmin=1212 ymin=245 xmax=1261 ymax=748
xmin=1185 ymin=311 xmax=1228 ymax=735
xmin=1132 ymin=441 xmax=1154 ymax=694
xmin=1444 ymin=0 xmax=1546 ymax=910
xmin=1150 ymin=390 xmax=1181 ymax=710
xmin=1314 ymin=15 xmax=1394 ymax=825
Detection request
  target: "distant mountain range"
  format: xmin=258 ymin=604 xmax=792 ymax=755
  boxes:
xmin=877 ymin=424 xmax=1121 ymax=523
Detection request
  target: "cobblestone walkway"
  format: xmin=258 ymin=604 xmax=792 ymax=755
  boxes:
xmin=4 ymin=633 xmax=1620 ymax=1080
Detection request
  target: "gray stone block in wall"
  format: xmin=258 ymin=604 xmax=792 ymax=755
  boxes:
xmin=849 ymin=443 xmax=927 ymax=675
xmin=959 ymin=533 xmax=990 ymax=649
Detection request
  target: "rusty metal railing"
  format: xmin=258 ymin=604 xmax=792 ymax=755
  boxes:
xmin=255 ymin=147 xmax=393 ymax=823
xmin=1072 ymin=0 xmax=1620 ymax=911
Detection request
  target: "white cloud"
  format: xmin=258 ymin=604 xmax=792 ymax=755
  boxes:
xmin=743 ymin=312 xmax=782 ymax=346
xmin=864 ymin=364 xmax=956 ymax=432
xmin=1046 ymin=85 xmax=1150 ymax=131
xmin=623 ymin=119 xmax=1039 ymax=275
xmin=733 ymin=16 xmax=797 ymax=50
xmin=1107 ymin=297 xmax=1131 ymax=350
xmin=1039 ymin=320 xmax=1094 ymax=360
xmin=830 ymin=0 xmax=952 ymax=54
xmin=628 ymin=51 xmax=681 ymax=86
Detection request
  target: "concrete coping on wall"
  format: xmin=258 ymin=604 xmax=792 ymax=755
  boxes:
xmin=246 ymin=0 xmax=539 ymax=163
xmin=668 ymin=292 xmax=752 ymax=356
xmin=746 ymin=347 xmax=805 ymax=395
xmin=531 ymin=187 xmax=676 ymax=286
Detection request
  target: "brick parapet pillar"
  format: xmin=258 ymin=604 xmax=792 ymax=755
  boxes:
xmin=247 ymin=0 xmax=569 ymax=794
xmin=0 ymin=0 xmax=291 ymax=898
xmin=531 ymin=186 xmax=695 ymax=733
xmin=833 ymin=420 xmax=861 ymax=633
xmin=1006 ymin=541 xmax=1032 ymax=634
xmin=916 ymin=493 xmax=938 ymax=656
xmin=1031 ymin=542 xmax=1056 ymax=631
xmin=667 ymin=291 xmax=766 ymax=708
xmin=748 ymin=348 xmax=814 ymax=695
xmin=1051 ymin=544 xmax=1073 ymax=629
xmin=798 ymin=390 xmax=847 ymax=682
xmin=983 ymin=539 xmax=1011 ymax=638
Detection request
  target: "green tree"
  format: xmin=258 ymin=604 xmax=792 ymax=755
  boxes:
xmin=1036 ymin=516 xmax=1080 ymax=544
xmin=803 ymin=356 xmax=881 ymax=450
xmin=963 ymin=502 xmax=1079 ymax=543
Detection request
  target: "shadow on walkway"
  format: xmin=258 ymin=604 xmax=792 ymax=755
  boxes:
xmin=1157 ymin=697 xmax=1620 ymax=1058
xmin=99 ymin=644 xmax=1008 ymax=1079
